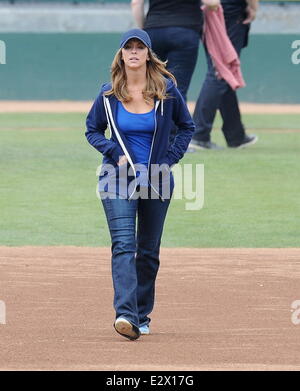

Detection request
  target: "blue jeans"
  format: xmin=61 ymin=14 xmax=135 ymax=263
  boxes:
xmin=146 ymin=26 xmax=200 ymax=142
xmin=101 ymin=196 xmax=171 ymax=327
xmin=145 ymin=26 xmax=200 ymax=102
xmin=192 ymin=15 xmax=250 ymax=145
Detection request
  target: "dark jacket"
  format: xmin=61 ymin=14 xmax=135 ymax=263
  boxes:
xmin=85 ymin=79 xmax=194 ymax=200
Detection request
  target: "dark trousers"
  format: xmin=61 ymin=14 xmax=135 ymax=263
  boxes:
xmin=145 ymin=26 xmax=200 ymax=102
xmin=101 ymin=196 xmax=171 ymax=327
xmin=192 ymin=14 xmax=250 ymax=145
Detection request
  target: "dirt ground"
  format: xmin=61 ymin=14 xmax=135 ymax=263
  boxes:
xmin=1 ymin=101 xmax=300 ymax=114
xmin=1 ymin=246 xmax=300 ymax=371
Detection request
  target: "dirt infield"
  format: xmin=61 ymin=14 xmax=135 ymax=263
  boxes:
xmin=1 ymin=101 xmax=300 ymax=114
xmin=1 ymin=247 xmax=300 ymax=371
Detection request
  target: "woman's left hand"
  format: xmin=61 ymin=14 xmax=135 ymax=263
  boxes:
xmin=117 ymin=155 xmax=128 ymax=166
xmin=202 ymin=0 xmax=220 ymax=11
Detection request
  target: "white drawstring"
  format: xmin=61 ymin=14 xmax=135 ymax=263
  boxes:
xmin=103 ymin=95 xmax=112 ymax=138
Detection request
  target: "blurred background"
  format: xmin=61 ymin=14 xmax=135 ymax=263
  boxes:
xmin=0 ymin=1 xmax=299 ymax=248
xmin=0 ymin=0 xmax=300 ymax=102
xmin=1 ymin=2 xmax=299 ymax=372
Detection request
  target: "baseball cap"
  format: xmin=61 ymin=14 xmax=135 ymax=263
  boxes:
xmin=120 ymin=29 xmax=152 ymax=49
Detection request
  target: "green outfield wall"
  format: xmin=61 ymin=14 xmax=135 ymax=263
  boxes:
xmin=0 ymin=33 xmax=299 ymax=103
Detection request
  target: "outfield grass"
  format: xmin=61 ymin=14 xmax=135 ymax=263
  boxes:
xmin=0 ymin=113 xmax=299 ymax=247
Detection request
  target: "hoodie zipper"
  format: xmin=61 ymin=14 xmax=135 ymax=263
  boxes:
xmin=148 ymin=100 xmax=165 ymax=202
xmin=104 ymin=96 xmax=165 ymax=202
xmin=104 ymin=96 xmax=137 ymax=199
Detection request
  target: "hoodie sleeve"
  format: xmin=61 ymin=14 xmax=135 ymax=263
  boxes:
xmin=165 ymin=86 xmax=195 ymax=166
xmin=85 ymin=88 xmax=124 ymax=164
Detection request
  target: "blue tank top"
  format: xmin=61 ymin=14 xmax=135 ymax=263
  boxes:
xmin=117 ymin=101 xmax=155 ymax=166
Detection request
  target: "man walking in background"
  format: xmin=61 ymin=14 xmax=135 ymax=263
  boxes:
xmin=190 ymin=0 xmax=259 ymax=150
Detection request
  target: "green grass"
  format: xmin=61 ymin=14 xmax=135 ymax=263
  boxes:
xmin=0 ymin=113 xmax=299 ymax=247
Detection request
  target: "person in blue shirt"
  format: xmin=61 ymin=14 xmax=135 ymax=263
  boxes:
xmin=85 ymin=29 xmax=194 ymax=341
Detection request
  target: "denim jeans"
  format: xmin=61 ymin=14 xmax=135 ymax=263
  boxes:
xmin=101 ymin=195 xmax=171 ymax=328
xmin=146 ymin=26 xmax=200 ymax=143
xmin=145 ymin=26 xmax=200 ymax=102
xmin=192 ymin=15 xmax=250 ymax=145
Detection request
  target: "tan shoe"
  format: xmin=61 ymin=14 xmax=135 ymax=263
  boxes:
xmin=114 ymin=317 xmax=140 ymax=340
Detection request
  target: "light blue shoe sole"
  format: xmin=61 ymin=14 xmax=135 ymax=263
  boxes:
xmin=139 ymin=325 xmax=150 ymax=335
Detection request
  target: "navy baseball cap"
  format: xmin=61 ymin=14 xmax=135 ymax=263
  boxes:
xmin=120 ymin=29 xmax=152 ymax=49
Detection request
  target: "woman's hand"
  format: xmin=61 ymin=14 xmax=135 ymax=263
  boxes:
xmin=202 ymin=0 xmax=220 ymax=11
xmin=243 ymin=5 xmax=257 ymax=24
xmin=117 ymin=155 xmax=128 ymax=166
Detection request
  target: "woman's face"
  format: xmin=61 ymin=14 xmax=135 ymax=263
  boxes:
xmin=121 ymin=39 xmax=149 ymax=70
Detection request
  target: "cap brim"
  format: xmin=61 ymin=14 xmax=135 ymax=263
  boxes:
xmin=121 ymin=36 xmax=150 ymax=49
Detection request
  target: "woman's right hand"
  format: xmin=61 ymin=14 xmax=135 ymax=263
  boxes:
xmin=117 ymin=155 xmax=128 ymax=166
xmin=202 ymin=0 xmax=220 ymax=11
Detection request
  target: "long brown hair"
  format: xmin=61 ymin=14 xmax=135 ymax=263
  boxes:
xmin=104 ymin=47 xmax=177 ymax=104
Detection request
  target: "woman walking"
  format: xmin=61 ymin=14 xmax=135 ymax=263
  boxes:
xmin=85 ymin=29 xmax=194 ymax=340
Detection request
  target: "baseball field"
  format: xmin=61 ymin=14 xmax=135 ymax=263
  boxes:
xmin=0 ymin=103 xmax=300 ymax=370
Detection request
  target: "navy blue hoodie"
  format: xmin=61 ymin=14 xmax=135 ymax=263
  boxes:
xmin=85 ymin=79 xmax=194 ymax=200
